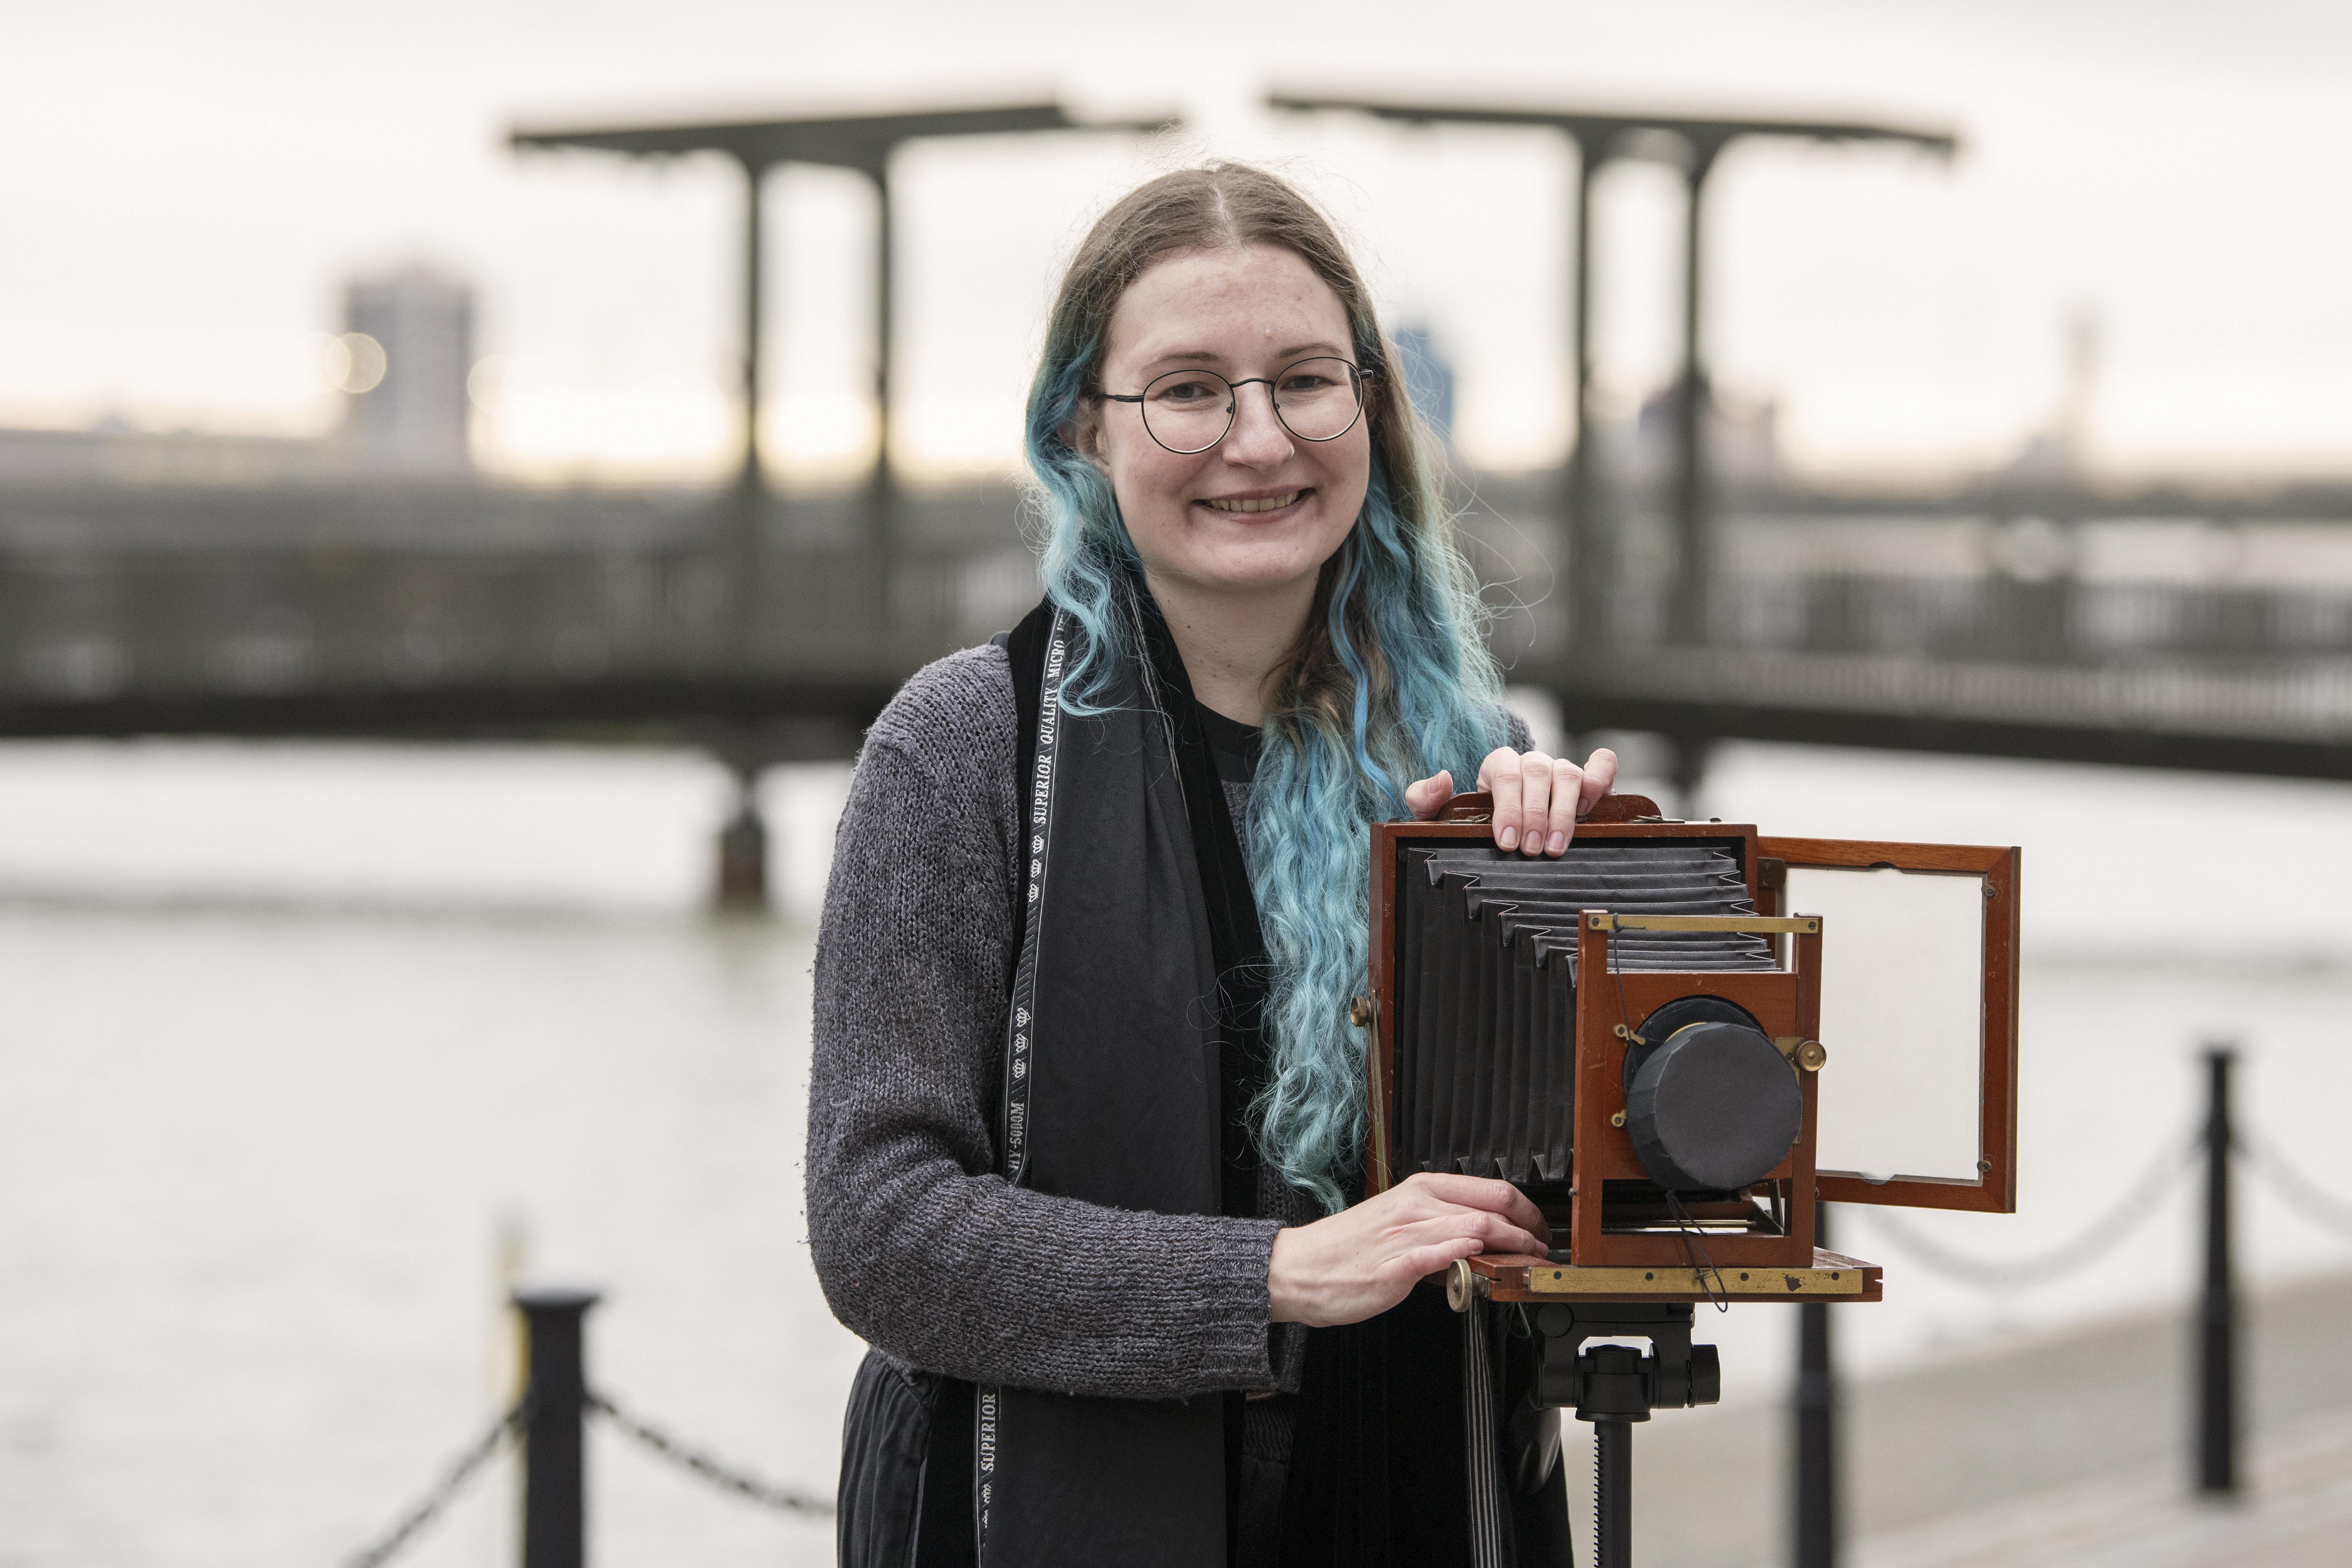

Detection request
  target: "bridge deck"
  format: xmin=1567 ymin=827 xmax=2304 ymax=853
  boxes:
xmin=6 ymin=471 xmax=2350 ymax=779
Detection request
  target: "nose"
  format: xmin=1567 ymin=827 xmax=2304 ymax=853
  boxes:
xmin=1220 ymin=381 xmax=1294 ymax=467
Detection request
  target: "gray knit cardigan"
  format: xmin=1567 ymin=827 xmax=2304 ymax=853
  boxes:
xmin=805 ymin=640 xmax=1523 ymax=1400
xmin=807 ymin=643 xmax=1290 ymax=1400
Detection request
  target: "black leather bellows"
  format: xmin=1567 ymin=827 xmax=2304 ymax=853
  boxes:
xmin=1393 ymin=841 xmax=1776 ymax=1185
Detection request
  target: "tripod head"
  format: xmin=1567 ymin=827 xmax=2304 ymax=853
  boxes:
xmin=1532 ymin=1302 xmax=1722 ymax=1420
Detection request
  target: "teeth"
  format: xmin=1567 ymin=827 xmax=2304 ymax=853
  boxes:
xmin=1204 ymin=491 xmax=1303 ymax=514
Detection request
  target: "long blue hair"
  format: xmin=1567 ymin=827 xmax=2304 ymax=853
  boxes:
xmin=1022 ymin=164 xmax=1510 ymax=1211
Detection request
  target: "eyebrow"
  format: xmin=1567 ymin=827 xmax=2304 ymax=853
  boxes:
xmin=1135 ymin=341 xmax=1349 ymax=375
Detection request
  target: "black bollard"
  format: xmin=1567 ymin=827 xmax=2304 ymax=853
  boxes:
xmin=514 ymin=1287 xmax=601 ymax=1568
xmin=1793 ymin=1202 xmax=1838 ymax=1568
xmin=2197 ymin=1047 xmax=2238 ymax=1497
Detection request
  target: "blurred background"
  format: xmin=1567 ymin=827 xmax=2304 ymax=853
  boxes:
xmin=5 ymin=2 xmax=2351 ymax=1564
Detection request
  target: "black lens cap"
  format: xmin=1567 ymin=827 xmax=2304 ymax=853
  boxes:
xmin=1624 ymin=1018 xmax=1802 ymax=1192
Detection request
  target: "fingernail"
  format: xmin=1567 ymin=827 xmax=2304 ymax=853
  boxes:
xmin=1497 ymin=827 xmax=1517 ymax=850
xmin=1548 ymin=831 xmax=1567 ymax=855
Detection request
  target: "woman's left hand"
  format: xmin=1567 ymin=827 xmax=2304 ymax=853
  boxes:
xmin=1403 ymin=746 xmax=1620 ymax=856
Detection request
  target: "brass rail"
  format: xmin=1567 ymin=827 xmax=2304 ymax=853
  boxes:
xmin=1583 ymin=913 xmax=1820 ymax=935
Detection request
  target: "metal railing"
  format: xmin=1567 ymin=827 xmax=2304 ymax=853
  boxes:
xmin=1791 ymin=1044 xmax=2352 ymax=1567
xmin=331 ymin=1042 xmax=2352 ymax=1568
xmin=339 ymin=1288 xmax=831 ymax=1568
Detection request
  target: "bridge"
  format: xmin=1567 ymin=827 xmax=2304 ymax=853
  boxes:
xmin=6 ymin=458 xmax=2347 ymax=902
xmin=11 ymin=92 xmax=2350 ymax=898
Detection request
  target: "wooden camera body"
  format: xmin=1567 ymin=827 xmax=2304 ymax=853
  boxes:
xmin=1365 ymin=794 xmax=2021 ymax=1306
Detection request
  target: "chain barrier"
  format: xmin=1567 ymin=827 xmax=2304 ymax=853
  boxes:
xmin=342 ymin=1398 xmax=525 ymax=1568
xmin=1850 ymin=1129 xmax=2199 ymax=1290
xmin=589 ymin=1391 xmax=835 ymax=1518
xmin=335 ymin=1123 xmax=2335 ymax=1560
xmin=2240 ymin=1128 xmax=2352 ymax=1241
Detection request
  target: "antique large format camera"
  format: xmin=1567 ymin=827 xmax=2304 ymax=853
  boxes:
xmin=1360 ymin=790 xmax=2022 ymax=1564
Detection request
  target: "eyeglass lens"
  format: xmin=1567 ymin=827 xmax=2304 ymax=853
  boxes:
xmin=1139 ymin=358 xmax=1362 ymax=454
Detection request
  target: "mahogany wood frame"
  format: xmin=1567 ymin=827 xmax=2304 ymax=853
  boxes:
xmin=1758 ymin=836 xmax=2022 ymax=1214
xmin=1362 ymin=795 xmax=2022 ymax=1267
xmin=1562 ymin=911 xmax=1817 ymax=1266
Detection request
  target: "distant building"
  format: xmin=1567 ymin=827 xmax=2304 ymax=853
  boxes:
xmin=342 ymin=266 xmax=474 ymax=474
xmin=0 ymin=265 xmax=480 ymax=490
xmin=2000 ymin=308 xmax=2101 ymax=483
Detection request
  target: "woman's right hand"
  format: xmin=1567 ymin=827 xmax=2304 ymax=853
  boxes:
xmin=1267 ymin=1172 xmax=1551 ymax=1327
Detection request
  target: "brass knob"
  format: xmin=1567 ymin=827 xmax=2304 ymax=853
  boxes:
xmin=1610 ymin=1110 xmax=1627 ymax=1128
xmin=1348 ymin=995 xmax=1375 ymax=1029
xmin=1795 ymin=1040 xmax=1828 ymax=1072
xmin=1446 ymin=1258 xmax=1474 ymax=1313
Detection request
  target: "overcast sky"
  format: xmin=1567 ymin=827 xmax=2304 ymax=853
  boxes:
xmin=7 ymin=0 xmax=2351 ymax=482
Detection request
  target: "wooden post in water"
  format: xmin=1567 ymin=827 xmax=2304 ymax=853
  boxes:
xmin=715 ymin=761 xmax=770 ymax=910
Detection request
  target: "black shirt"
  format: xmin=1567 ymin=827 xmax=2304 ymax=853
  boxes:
xmin=1196 ymin=701 xmax=1262 ymax=786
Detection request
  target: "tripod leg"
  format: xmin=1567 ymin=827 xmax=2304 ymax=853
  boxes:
xmin=1593 ymin=1418 xmax=1632 ymax=1568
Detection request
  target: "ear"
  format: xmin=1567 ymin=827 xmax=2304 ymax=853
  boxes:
xmin=1066 ymin=400 xmax=1111 ymax=474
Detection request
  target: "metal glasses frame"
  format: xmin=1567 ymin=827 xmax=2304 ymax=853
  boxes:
xmin=1097 ymin=357 xmax=1374 ymax=454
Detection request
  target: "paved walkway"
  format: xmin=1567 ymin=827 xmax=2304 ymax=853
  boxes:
xmin=1856 ymin=1406 xmax=2352 ymax=1568
xmin=1553 ymin=1268 xmax=2352 ymax=1568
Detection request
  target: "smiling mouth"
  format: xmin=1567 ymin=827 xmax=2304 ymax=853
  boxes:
xmin=1201 ymin=489 xmax=1307 ymax=514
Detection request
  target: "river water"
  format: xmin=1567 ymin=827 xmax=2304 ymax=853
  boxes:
xmin=2 ymin=736 xmax=2347 ymax=1566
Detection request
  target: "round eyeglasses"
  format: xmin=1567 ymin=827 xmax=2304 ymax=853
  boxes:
xmin=1098 ymin=357 xmax=1370 ymax=455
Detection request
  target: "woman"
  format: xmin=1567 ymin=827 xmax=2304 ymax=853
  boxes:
xmin=809 ymin=162 xmax=1618 ymax=1568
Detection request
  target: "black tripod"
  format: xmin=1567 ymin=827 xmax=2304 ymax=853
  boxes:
xmin=1532 ymin=1303 xmax=1721 ymax=1568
